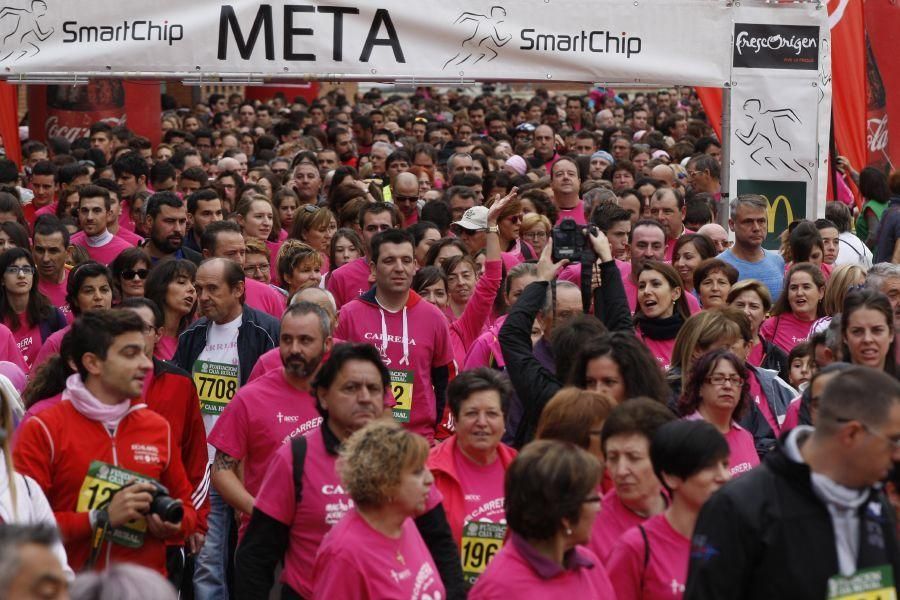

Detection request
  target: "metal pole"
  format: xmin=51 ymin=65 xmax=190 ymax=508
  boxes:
xmin=718 ymin=86 xmax=732 ymax=229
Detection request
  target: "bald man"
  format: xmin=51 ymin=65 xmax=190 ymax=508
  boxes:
xmin=697 ymin=223 xmax=731 ymax=255
xmin=650 ymin=164 xmax=676 ymax=188
xmin=393 ymin=171 xmax=420 ymax=226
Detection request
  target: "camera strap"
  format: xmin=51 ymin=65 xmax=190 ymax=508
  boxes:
xmin=85 ymin=519 xmax=110 ymax=572
xmin=579 ymin=250 xmax=596 ymax=314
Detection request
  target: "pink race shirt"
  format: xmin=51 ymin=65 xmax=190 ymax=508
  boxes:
xmin=326 ymin=257 xmax=372 ymax=309
xmin=686 ymin=412 xmax=759 ymax=477
xmin=31 ymin=325 xmax=68 ymax=370
xmin=6 ymin=316 xmax=42 ymax=372
xmin=589 ymin=488 xmax=649 ymax=564
xmin=247 ymin=347 xmax=282 ymax=382
xmin=70 ymin=231 xmax=133 ymax=265
xmin=759 ymin=312 xmax=816 ymax=354
xmin=115 ymin=228 xmax=143 ymax=246
xmin=746 ymin=342 xmax=765 ymax=368
xmin=207 ymin=368 xmax=322 ymax=529
xmin=607 ymin=513 xmax=690 ymax=599
xmin=470 ymin=535 xmax=615 ymax=600
xmin=0 ymin=322 xmax=26 ymax=371
xmin=454 ymin=450 xmax=507 ymax=584
xmin=154 ymin=335 xmax=178 ymax=362
xmin=245 ymin=277 xmax=287 ymax=319
xmin=635 ymin=331 xmax=677 ymax=371
xmin=335 ymin=294 xmax=453 ymax=443
xmin=312 ymin=510 xmax=446 ymax=600
xmin=463 ymin=315 xmax=506 ymax=370
xmin=38 ymin=275 xmax=72 ymax=324
xmin=555 ymin=200 xmax=588 ymax=225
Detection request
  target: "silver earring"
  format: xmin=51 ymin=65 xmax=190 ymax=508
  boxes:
xmin=565 ymin=528 xmax=572 ymax=535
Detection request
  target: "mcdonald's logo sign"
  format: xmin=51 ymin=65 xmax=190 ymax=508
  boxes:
xmin=736 ymin=179 xmax=807 ymax=250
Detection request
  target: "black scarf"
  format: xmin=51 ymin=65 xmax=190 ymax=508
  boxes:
xmin=635 ymin=312 xmax=684 ymax=341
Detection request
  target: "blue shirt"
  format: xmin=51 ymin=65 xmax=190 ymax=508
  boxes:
xmin=719 ymin=247 xmax=785 ymax=300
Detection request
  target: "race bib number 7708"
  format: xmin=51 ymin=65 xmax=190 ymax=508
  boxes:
xmin=193 ymin=360 xmax=239 ymax=415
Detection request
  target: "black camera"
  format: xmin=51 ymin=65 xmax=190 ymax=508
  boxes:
xmin=552 ymin=218 xmax=597 ymax=263
xmin=147 ymin=481 xmax=184 ymax=524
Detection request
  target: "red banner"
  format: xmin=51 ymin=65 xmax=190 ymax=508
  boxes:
xmin=865 ymin=0 xmax=898 ymax=170
xmin=829 ymin=0 xmax=867 ymax=172
xmin=0 ymin=82 xmax=21 ymax=167
xmin=695 ymin=87 xmax=723 ymax=141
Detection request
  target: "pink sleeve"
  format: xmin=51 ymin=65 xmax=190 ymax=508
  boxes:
xmin=253 ymin=443 xmax=296 ymax=525
xmin=207 ymin=393 xmax=250 ymax=459
xmin=31 ymin=332 xmax=59 ymax=370
xmin=450 ymin=260 xmax=502 ymax=354
xmin=334 ymin=307 xmax=350 ymax=341
xmin=432 ymin=315 xmax=454 ymax=368
xmin=312 ymin=553 xmax=368 ymax=598
xmin=0 ymin=326 xmax=26 ymax=371
xmin=606 ymin=530 xmax=644 ymax=600
xmin=759 ymin=317 xmax=776 ymax=341
xmin=463 ymin=334 xmax=494 ymax=370
xmin=559 ymin=263 xmax=581 ymax=283
xmin=782 ymin=397 xmax=801 ymax=432
xmin=326 ymin=270 xmax=346 ymax=308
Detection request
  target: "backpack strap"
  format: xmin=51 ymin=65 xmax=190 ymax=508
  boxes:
xmin=639 ymin=524 xmax=651 ymax=592
xmin=291 ymin=436 xmax=308 ymax=503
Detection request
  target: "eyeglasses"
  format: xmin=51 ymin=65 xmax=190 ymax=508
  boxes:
xmin=837 ymin=418 xmax=900 ymax=449
xmin=523 ymin=230 xmax=548 ymax=241
xmin=244 ymin=264 xmax=270 ymax=274
xmin=5 ymin=265 xmax=34 ymax=276
xmin=122 ymin=269 xmax=149 ymax=280
xmin=705 ymin=374 xmax=743 ymax=387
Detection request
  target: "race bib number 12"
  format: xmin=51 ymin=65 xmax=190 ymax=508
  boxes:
xmin=390 ymin=370 xmax=414 ymax=423
xmin=827 ymin=565 xmax=897 ymax=600
xmin=76 ymin=461 xmax=150 ymax=548
xmin=193 ymin=360 xmax=239 ymax=415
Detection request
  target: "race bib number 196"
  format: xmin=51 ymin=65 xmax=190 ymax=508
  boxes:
xmin=76 ymin=461 xmax=149 ymax=548
xmin=193 ymin=360 xmax=239 ymax=415
xmin=390 ymin=370 xmax=414 ymax=423
xmin=827 ymin=565 xmax=897 ymax=600
xmin=461 ymin=521 xmax=506 ymax=584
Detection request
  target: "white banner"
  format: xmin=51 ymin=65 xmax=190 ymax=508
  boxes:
xmin=0 ymin=0 xmax=734 ymax=84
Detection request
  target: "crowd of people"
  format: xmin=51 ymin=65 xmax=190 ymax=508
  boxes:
xmin=0 ymin=83 xmax=898 ymax=599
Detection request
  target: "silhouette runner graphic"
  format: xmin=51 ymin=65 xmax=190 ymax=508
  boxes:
xmin=443 ymin=6 xmax=511 ymax=71
xmin=735 ymin=99 xmax=812 ymax=179
xmin=0 ymin=0 xmax=53 ymax=62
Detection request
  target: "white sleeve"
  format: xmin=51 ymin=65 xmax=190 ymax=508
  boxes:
xmin=19 ymin=474 xmax=74 ymax=581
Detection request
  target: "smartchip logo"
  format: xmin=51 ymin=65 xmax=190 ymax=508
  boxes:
xmin=0 ymin=0 xmax=54 ymax=62
xmin=733 ymin=23 xmax=818 ymax=70
xmin=62 ymin=19 xmax=184 ymax=46
xmin=443 ymin=4 xmax=642 ymax=70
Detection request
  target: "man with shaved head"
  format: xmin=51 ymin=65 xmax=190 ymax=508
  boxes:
xmin=393 ymin=171 xmax=420 ymax=226
xmin=698 ymin=223 xmax=731 ymax=254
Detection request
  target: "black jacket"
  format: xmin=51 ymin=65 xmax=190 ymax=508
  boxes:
xmin=500 ymin=260 xmax=633 ymax=447
xmin=172 ymin=305 xmax=279 ymax=386
xmin=234 ymin=422 xmax=466 ymax=600
xmin=758 ymin=336 xmax=790 ymax=380
xmin=685 ymin=432 xmax=900 ymax=600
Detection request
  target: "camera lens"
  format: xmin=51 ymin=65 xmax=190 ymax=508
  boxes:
xmin=150 ymin=494 xmax=184 ymax=524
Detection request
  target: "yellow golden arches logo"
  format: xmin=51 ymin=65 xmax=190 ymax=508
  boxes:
xmin=763 ymin=194 xmax=794 ymax=234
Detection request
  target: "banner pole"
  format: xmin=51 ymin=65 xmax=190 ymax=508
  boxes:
xmin=718 ymin=85 xmax=731 ymax=230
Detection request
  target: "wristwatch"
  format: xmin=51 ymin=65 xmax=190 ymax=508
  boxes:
xmin=487 ymin=225 xmax=500 ymax=234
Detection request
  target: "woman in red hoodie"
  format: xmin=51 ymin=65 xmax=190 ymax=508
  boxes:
xmin=427 ymin=368 xmax=517 ymax=586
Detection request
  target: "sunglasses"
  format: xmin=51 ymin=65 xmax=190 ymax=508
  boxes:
xmin=301 ymin=204 xmax=320 ymax=214
xmin=122 ymin=269 xmax=150 ymax=280
xmin=394 ymin=194 xmax=418 ymax=203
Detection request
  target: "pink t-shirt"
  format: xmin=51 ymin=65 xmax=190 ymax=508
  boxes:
xmin=783 ymin=396 xmax=803 ymax=431
xmin=746 ymin=342 xmax=765 ymax=368
xmin=589 ymin=488 xmax=649 ymax=564
xmin=245 ymin=277 xmax=287 ymax=319
xmin=665 ymin=228 xmax=695 ymax=262
xmin=7 ymin=316 xmax=42 ymax=372
xmin=34 ymin=202 xmax=57 ymax=218
xmin=470 ymin=535 xmax=615 ymax=600
xmin=70 ymin=231 xmax=133 ymax=265
xmin=449 ymin=259 xmax=502 ymax=367
xmin=555 ymin=200 xmax=587 ymax=225
xmin=38 ymin=275 xmax=72 ymax=324
xmin=0 ymin=322 xmax=26 ymax=371
xmin=312 ymin=509 xmax=446 ymax=600
xmin=247 ymin=347 xmax=282 ymax=382
xmin=686 ymin=412 xmax=759 ymax=477
xmin=748 ymin=369 xmax=781 ymax=435
xmin=464 ymin=315 xmax=506 ymax=370
xmin=454 ymin=450 xmax=507 ymax=583
xmin=207 ymin=368 xmax=322 ymax=529
xmin=635 ymin=330 xmax=677 ymax=371
xmin=154 ymin=335 xmax=178 ymax=361
xmin=607 ymin=513 xmax=690 ymax=600
xmin=759 ymin=312 xmax=816 ymax=354
xmin=326 ymin=257 xmax=372 ymax=309
xmin=115 ymin=228 xmax=143 ymax=246
xmin=335 ymin=295 xmax=453 ymax=443
xmin=31 ymin=324 xmax=68 ymax=370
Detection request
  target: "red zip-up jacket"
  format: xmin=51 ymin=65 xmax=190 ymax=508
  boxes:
xmin=426 ymin=435 xmax=517 ymax=545
xmin=13 ymin=399 xmax=198 ymax=573
xmin=145 ymin=359 xmax=210 ymax=534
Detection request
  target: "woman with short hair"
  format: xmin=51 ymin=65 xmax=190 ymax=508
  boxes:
xmin=728 ymin=279 xmax=788 ymax=376
xmin=111 ymin=247 xmax=152 ymax=302
xmin=693 ymin=258 xmax=739 ymax=309
xmin=608 ymin=420 xmax=730 ymax=599
xmin=311 ymin=421 xmax=446 ymax=599
xmin=536 ymin=387 xmax=615 ymax=459
xmin=427 ymin=368 xmax=517 ymax=586
xmin=469 ymin=440 xmax=614 ymax=598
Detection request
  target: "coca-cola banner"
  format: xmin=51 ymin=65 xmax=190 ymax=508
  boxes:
xmin=864 ymin=0 xmax=898 ymax=170
xmin=728 ymin=3 xmax=831 ymax=223
xmin=26 ymin=80 xmax=161 ymax=147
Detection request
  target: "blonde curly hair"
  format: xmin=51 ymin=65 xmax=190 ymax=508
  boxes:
xmin=338 ymin=420 xmax=429 ymax=508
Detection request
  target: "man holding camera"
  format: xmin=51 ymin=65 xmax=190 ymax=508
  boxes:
xmin=14 ymin=310 xmax=198 ymax=573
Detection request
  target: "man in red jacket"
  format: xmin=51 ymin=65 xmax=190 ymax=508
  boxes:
xmin=120 ymin=297 xmax=209 ymax=590
xmin=14 ymin=310 xmax=198 ymax=574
